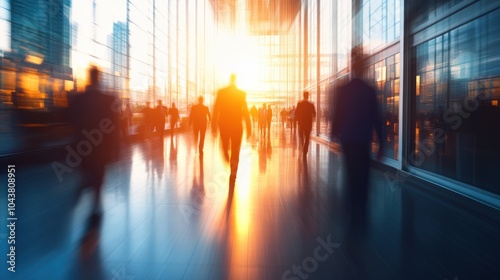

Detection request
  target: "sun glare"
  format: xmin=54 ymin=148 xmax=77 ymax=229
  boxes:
xmin=215 ymin=33 xmax=261 ymax=92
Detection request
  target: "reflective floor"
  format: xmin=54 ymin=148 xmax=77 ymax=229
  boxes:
xmin=0 ymin=125 xmax=499 ymax=280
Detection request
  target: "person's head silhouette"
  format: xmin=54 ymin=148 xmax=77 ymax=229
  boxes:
xmin=88 ymin=65 xmax=101 ymax=90
xmin=351 ymin=46 xmax=367 ymax=77
xmin=303 ymin=91 xmax=309 ymax=100
xmin=229 ymin=73 xmax=237 ymax=86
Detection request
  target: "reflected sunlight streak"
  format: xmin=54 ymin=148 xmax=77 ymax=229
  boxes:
xmin=234 ymin=144 xmax=253 ymax=237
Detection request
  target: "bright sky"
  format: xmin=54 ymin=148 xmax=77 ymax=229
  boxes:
xmin=1 ymin=0 xmax=289 ymax=102
xmin=0 ymin=0 xmax=10 ymax=52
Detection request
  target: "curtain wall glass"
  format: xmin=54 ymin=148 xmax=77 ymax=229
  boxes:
xmin=411 ymin=9 xmax=500 ymax=195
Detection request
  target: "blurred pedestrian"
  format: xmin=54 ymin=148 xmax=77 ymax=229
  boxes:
xmin=211 ymin=74 xmax=251 ymax=187
xmin=123 ymin=100 xmax=133 ymax=137
xmin=155 ymin=100 xmax=168 ymax=139
xmin=331 ymin=46 xmax=384 ymax=234
xmin=169 ymin=102 xmax=180 ymax=139
xmin=69 ymin=66 xmax=120 ymax=219
xmin=258 ymin=103 xmax=267 ymax=139
xmin=266 ymin=104 xmax=273 ymax=137
xmin=289 ymin=106 xmax=297 ymax=131
xmin=295 ymin=91 xmax=316 ymax=157
xmin=189 ymin=95 xmax=211 ymax=155
xmin=250 ymin=105 xmax=258 ymax=129
xmin=140 ymin=102 xmax=154 ymax=140
xmin=280 ymin=108 xmax=288 ymax=128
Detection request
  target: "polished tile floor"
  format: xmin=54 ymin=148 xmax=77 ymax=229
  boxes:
xmin=1 ymin=125 xmax=499 ymax=280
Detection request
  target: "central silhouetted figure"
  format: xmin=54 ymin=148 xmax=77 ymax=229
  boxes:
xmin=189 ymin=95 xmax=211 ymax=155
xmin=70 ymin=66 xmax=120 ymax=220
xmin=332 ymin=46 xmax=384 ymax=236
xmin=295 ymin=91 xmax=316 ymax=157
xmin=212 ymin=74 xmax=251 ymax=187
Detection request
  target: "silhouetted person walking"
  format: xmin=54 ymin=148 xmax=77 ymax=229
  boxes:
xmin=295 ymin=91 xmax=316 ymax=157
xmin=189 ymin=95 xmax=211 ymax=155
xmin=258 ymin=103 xmax=267 ymax=139
xmin=212 ymin=74 xmax=251 ymax=187
xmin=280 ymin=108 xmax=288 ymax=128
xmin=141 ymin=102 xmax=154 ymax=140
xmin=169 ymin=102 xmax=180 ymax=139
xmin=289 ymin=106 xmax=297 ymax=131
xmin=332 ymin=47 xmax=384 ymax=235
xmin=250 ymin=105 xmax=258 ymax=129
xmin=155 ymin=100 xmax=168 ymax=139
xmin=266 ymin=104 xmax=273 ymax=137
xmin=122 ymin=101 xmax=133 ymax=138
xmin=69 ymin=66 xmax=119 ymax=218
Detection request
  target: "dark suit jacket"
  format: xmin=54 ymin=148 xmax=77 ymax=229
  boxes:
xmin=295 ymin=100 xmax=316 ymax=130
xmin=155 ymin=105 xmax=168 ymax=125
xmin=189 ymin=103 xmax=210 ymax=129
xmin=332 ymin=78 xmax=383 ymax=147
xmin=170 ymin=107 xmax=180 ymax=124
xmin=69 ymin=88 xmax=120 ymax=165
xmin=212 ymin=85 xmax=251 ymax=135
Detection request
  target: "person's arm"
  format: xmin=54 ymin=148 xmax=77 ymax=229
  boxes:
xmin=189 ymin=106 xmax=193 ymax=127
xmin=295 ymin=103 xmax=302 ymax=123
xmin=206 ymin=106 xmax=211 ymax=123
xmin=211 ymin=92 xmax=220 ymax=134
xmin=331 ymin=89 xmax=343 ymax=139
xmin=242 ymin=93 xmax=251 ymax=138
xmin=371 ymin=90 xmax=384 ymax=159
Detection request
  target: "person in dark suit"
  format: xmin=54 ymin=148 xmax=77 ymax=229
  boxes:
xmin=169 ymin=102 xmax=180 ymax=139
xmin=266 ymin=104 xmax=273 ymax=137
xmin=189 ymin=95 xmax=211 ymax=155
xmin=69 ymin=66 xmax=120 ymax=218
xmin=211 ymin=74 xmax=252 ymax=187
xmin=295 ymin=91 xmax=316 ymax=157
xmin=332 ymin=46 xmax=384 ymax=235
xmin=140 ymin=102 xmax=154 ymax=140
xmin=258 ymin=103 xmax=267 ymax=139
xmin=155 ymin=99 xmax=168 ymax=139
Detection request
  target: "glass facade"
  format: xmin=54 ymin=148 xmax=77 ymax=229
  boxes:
xmin=299 ymin=0 xmax=499 ymax=200
xmin=0 ymin=0 xmax=219 ymax=154
xmin=0 ymin=0 xmax=499 ymax=201
xmin=411 ymin=6 xmax=500 ymax=195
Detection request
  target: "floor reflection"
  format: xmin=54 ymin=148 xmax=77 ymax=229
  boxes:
xmin=1 ymin=124 xmax=499 ymax=280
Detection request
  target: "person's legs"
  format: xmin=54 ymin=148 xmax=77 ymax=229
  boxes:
xmin=303 ymin=128 xmax=311 ymax=156
xmin=342 ymin=142 xmax=371 ymax=235
xmin=83 ymin=161 xmax=106 ymax=214
xmin=193 ymin=126 xmax=200 ymax=147
xmin=92 ymin=165 xmax=106 ymax=213
xmin=158 ymin=122 xmax=165 ymax=138
xmin=229 ymin=130 xmax=243 ymax=186
xmin=298 ymin=125 xmax=305 ymax=151
xmin=219 ymin=128 xmax=230 ymax=163
xmin=199 ymin=126 xmax=206 ymax=153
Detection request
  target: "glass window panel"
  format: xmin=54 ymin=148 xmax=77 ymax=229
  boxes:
xmin=412 ymin=12 xmax=500 ymax=195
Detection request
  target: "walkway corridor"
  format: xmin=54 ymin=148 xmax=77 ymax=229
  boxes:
xmin=1 ymin=125 xmax=499 ymax=280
